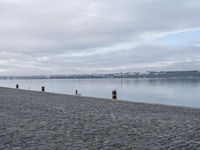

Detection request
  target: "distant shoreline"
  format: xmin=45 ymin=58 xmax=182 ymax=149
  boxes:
xmin=0 ymin=70 xmax=200 ymax=79
xmin=1 ymin=77 xmax=200 ymax=80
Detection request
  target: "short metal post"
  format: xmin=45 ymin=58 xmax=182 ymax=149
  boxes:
xmin=42 ymin=86 xmax=45 ymax=92
xmin=112 ymin=89 xmax=117 ymax=100
xmin=16 ymin=84 xmax=19 ymax=89
xmin=75 ymin=90 xmax=78 ymax=95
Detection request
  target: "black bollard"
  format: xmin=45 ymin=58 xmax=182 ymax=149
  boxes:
xmin=112 ymin=90 xmax=117 ymax=100
xmin=16 ymin=84 xmax=19 ymax=89
xmin=42 ymin=86 xmax=45 ymax=92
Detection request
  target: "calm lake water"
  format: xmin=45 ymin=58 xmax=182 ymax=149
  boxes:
xmin=1 ymin=78 xmax=200 ymax=108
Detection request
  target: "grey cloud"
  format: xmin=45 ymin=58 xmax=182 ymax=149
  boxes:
xmin=0 ymin=0 xmax=200 ymax=75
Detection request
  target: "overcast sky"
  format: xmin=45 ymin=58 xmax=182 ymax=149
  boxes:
xmin=0 ymin=0 xmax=200 ymax=75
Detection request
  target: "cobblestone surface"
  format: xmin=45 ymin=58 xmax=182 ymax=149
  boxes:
xmin=1 ymin=87 xmax=200 ymax=149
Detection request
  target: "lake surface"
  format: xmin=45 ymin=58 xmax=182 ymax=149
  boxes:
xmin=0 ymin=78 xmax=200 ymax=108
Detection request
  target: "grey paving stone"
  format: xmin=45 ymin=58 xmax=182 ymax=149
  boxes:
xmin=0 ymin=87 xmax=200 ymax=149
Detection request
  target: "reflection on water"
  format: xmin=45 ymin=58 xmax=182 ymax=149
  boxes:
xmin=0 ymin=78 xmax=200 ymax=108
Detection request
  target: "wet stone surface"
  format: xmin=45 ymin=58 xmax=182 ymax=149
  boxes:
xmin=1 ymin=87 xmax=200 ymax=149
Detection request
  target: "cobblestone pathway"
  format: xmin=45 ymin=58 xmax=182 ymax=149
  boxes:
xmin=1 ymin=87 xmax=200 ymax=149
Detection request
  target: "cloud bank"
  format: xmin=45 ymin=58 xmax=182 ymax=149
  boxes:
xmin=0 ymin=0 xmax=200 ymax=75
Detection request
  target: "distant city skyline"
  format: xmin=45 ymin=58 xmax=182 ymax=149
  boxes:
xmin=0 ymin=71 xmax=200 ymax=79
xmin=0 ymin=0 xmax=200 ymax=75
